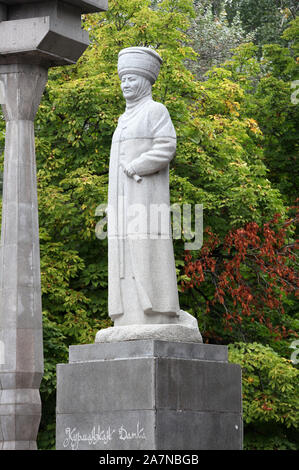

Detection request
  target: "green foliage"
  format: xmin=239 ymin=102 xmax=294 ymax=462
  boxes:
xmin=225 ymin=0 xmax=298 ymax=47
xmin=188 ymin=2 xmax=255 ymax=78
xmin=282 ymin=15 xmax=299 ymax=56
xmin=229 ymin=342 xmax=299 ymax=450
xmin=222 ymin=23 xmax=299 ymax=202
xmin=37 ymin=316 xmax=69 ymax=449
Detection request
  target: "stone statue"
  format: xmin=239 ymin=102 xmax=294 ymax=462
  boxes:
xmin=96 ymin=47 xmax=202 ymax=343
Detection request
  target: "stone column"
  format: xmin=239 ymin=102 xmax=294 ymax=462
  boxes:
xmin=0 ymin=64 xmax=48 ymax=450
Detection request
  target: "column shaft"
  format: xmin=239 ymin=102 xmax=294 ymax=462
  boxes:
xmin=0 ymin=65 xmax=48 ymax=450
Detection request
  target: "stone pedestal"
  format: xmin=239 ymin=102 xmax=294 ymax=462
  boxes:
xmin=56 ymin=340 xmax=242 ymax=450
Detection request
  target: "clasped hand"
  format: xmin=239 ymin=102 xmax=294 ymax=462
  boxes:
xmin=123 ymin=164 xmax=136 ymax=178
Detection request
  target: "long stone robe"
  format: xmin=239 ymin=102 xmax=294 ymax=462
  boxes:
xmin=108 ymin=96 xmax=180 ymax=325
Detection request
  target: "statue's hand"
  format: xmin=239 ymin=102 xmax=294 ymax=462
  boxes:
xmin=120 ymin=162 xmax=142 ymax=183
xmin=123 ymin=164 xmax=136 ymax=178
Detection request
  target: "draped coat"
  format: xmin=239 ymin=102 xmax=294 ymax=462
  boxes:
xmin=108 ymin=96 xmax=180 ymax=320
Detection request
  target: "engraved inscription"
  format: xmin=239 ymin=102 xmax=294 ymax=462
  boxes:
xmin=63 ymin=422 xmax=146 ymax=450
xmin=119 ymin=422 xmax=146 ymax=441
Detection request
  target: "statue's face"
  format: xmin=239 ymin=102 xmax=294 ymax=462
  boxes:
xmin=121 ymin=74 xmax=145 ymax=100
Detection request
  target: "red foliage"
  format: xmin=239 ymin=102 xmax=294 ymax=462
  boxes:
xmin=182 ymin=207 xmax=299 ymax=340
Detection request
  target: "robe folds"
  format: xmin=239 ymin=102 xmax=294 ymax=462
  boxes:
xmin=108 ymin=96 xmax=181 ymax=322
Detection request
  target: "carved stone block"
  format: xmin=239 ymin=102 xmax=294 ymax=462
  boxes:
xmin=56 ymin=341 xmax=243 ymax=450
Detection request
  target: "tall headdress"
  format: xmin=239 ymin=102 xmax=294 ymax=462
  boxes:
xmin=118 ymin=47 xmax=163 ymax=84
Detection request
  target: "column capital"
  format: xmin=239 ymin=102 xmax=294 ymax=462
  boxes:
xmin=0 ymin=65 xmax=48 ymax=121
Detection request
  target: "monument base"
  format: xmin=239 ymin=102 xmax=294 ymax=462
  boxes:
xmin=95 ymin=323 xmax=203 ymax=343
xmin=56 ymin=340 xmax=242 ymax=450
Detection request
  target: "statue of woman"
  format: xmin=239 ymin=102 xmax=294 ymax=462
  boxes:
xmin=97 ymin=47 xmax=201 ymax=342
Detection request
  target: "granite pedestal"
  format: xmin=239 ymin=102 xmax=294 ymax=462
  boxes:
xmin=56 ymin=340 xmax=242 ymax=450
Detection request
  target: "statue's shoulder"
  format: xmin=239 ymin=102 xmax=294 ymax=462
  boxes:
xmin=147 ymin=99 xmax=168 ymax=113
xmin=146 ymin=100 xmax=170 ymax=121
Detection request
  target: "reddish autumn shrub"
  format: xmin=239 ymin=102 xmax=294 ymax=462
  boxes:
xmin=182 ymin=207 xmax=298 ymax=342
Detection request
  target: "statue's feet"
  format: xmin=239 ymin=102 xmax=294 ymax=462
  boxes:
xmin=95 ymin=312 xmax=202 ymax=344
xmin=176 ymin=310 xmax=199 ymax=330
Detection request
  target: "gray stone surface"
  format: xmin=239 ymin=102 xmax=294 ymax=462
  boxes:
xmin=0 ymin=4 xmax=7 ymax=21
xmin=2 ymin=0 xmax=108 ymax=14
xmin=155 ymin=410 xmax=242 ymax=450
xmin=56 ymin=341 xmax=242 ymax=450
xmin=0 ymin=65 xmax=47 ymax=451
xmin=0 ymin=1 xmax=108 ymax=451
xmin=0 ymin=2 xmax=108 ymax=67
xmin=95 ymin=324 xmax=203 ymax=343
xmin=155 ymin=358 xmax=241 ymax=412
xmin=57 ymin=410 xmax=156 ymax=451
xmin=69 ymin=340 xmax=228 ymax=363
xmin=57 ymin=358 xmax=156 ymax=414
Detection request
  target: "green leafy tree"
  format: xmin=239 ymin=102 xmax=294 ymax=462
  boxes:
xmin=222 ymin=18 xmax=299 ymax=203
xmin=188 ymin=2 xmax=255 ymax=78
xmin=229 ymin=342 xmax=299 ymax=450
xmin=225 ymin=0 xmax=299 ymax=47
